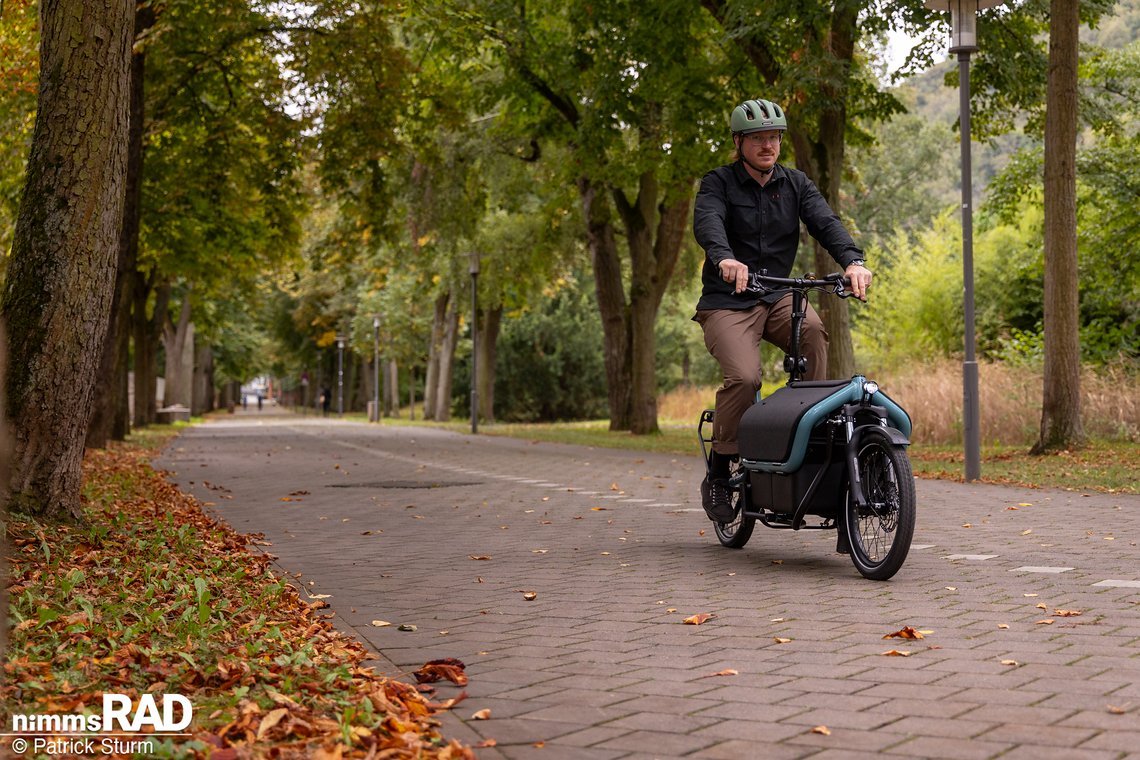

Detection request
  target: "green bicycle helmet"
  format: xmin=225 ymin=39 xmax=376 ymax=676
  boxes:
xmin=731 ymin=99 xmax=787 ymax=134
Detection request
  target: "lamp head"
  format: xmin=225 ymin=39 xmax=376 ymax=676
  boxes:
xmin=925 ymin=0 xmax=1005 ymax=53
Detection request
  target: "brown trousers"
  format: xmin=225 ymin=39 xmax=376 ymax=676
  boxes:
xmin=696 ymin=294 xmax=829 ymax=455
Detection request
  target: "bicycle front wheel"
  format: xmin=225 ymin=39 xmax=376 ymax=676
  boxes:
xmin=845 ymin=428 xmax=916 ymax=580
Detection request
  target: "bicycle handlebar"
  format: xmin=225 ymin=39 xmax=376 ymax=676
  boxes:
xmin=745 ymin=270 xmax=854 ymax=298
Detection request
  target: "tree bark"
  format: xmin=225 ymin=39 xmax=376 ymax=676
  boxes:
xmin=477 ymin=305 xmax=502 ymax=423
xmin=578 ymin=177 xmax=632 ymax=430
xmin=86 ymin=0 xmax=154 ymax=449
xmin=423 ymin=292 xmax=448 ymax=419
xmin=386 ymin=358 xmax=400 ymax=417
xmin=132 ymin=276 xmax=167 ymax=426
xmin=192 ymin=343 xmax=213 ymax=415
xmin=433 ymin=298 xmax=459 ymax=421
xmin=162 ymin=298 xmax=193 ymax=408
xmin=1033 ymin=0 xmax=1085 ymax=453
xmin=1 ymin=0 xmax=133 ymax=519
xmin=0 ymin=323 xmax=11 ymax=661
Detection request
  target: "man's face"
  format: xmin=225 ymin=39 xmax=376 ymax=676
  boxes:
xmin=737 ymin=129 xmax=782 ymax=173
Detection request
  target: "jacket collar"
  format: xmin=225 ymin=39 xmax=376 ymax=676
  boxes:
xmin=732 ymin=159 xmax=786 ymax=187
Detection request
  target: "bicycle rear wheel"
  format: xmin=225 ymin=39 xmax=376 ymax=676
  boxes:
xmin=714 ymin=461 xmax=755 ymax=549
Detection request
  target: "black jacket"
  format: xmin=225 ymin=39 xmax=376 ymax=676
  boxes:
xmin=693 ymin=160 xmax=863 ymax=309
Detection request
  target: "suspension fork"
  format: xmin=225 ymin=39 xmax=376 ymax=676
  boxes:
xmin=844 ymin=410 xmax=867 ymax=509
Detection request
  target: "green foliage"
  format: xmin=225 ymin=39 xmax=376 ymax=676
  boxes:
xmin=0 ymin=0 xmax=38 ymax=261
xmin=470 ymin=275 xmax=608 ymax=422
xmin=977 ymin=41 xmax=1140 ymax=364
xmin=845 ymin=102 xmax=959 ymax=249
xmin=855 ymin=208 xmax=1044 ymax=366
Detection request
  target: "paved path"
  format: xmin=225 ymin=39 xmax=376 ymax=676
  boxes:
xmin=155 ymin=410 xmax=1140 ymax=759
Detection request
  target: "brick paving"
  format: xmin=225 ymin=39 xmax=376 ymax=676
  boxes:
xmin=155 ymin=409 xmax=1140 ymax=759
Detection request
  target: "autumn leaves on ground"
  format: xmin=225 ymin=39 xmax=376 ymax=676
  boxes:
xmin=2 ymin=430 xmax=475 ymax=759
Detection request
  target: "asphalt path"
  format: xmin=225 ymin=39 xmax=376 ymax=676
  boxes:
xmin=155 ymin=409 xmax=1140 ymax=759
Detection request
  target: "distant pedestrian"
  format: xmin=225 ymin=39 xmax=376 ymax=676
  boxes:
xmin=257 ymin=394 xmax=263 ymax=411
xmin=320 ymin=387 xmax=332 ymax=417
xmin=242 ymin=394 xmax=248 ymax=410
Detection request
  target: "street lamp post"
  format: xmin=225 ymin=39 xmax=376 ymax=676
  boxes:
xmin=336 ymin=335 xmax=346 ymax=416
xmin=373 ymin=315 xmax=381 ymax=423
xmin=469 ymin=252 xmax=480 ymax=435
xmin=925 ymin=0 xmax=1003 ymax=482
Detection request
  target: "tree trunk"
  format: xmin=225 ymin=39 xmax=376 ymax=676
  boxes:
xmin=477 ymin=305 xmax=502 ymax=423
xmin=433 ymin=298 xmax=459 ymax=421
xmin=423 ymin=292 xmax=448 ymax=419
xmin=86 ymin=0 xmax=154 ymax=449
xmin=578 ymin=177 xmax=632 ymax=430
xmin=1 ymin=0 xmax=133 ymax=518
xmin=1033 ymin=0 xmax=1085 ymax=453
xmin=162 ymin=298 xmax=193 ymax=408
xmin=386 ymin=358 xmax=400 ymax=417
xmin=192 ymin=343 xmax=213 ymax=415
xmin=610 ymin=174 xmax=693 ymax=435
xmin=133 ymin=276 xmax=168 ymax=426
xmin=0 ymin=323 xmax=12 ymax=661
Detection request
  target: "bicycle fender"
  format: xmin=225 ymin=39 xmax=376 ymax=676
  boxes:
xmin=853 ymin=424 xmax=910 ymax=447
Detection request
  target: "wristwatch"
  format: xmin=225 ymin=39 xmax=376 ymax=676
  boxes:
xmin=849 ymin=259 xmax=865 ymax=268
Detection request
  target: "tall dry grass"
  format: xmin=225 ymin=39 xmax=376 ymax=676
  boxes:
xmin=657 ymin=359 xmax=1139 ymax=446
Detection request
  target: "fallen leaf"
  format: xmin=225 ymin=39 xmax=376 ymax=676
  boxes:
xmin=1035 ymin=619 xmax=1054 ymax=625
xmin=1018 ymin=502 xmax=1033 ymax=507
xmin=414 ymin=659 xmax=469 ymax=686
xmin=697 ymin=669 xmax=739 ymax=679
xmin=883 ymin=626 xmax=924 ymax=640
xmin=398 ymin=624 xmax=417 ymax=632
xmin=811 ymin=725 xmax=831 ymax=736
xmin=471 ymin=709 xmax=491 ymax=720
xmin=1001 ymin=659 xmax=1019 ymax=666
xmin=1024 ymin=593 xmax=1038 ymax=597
xmin=1036 ymin=603 xmax=1048 ymax=610
xmin=773 ymin=637 xmax=792 ymax=644
xmin=998 ymin=624 xmax=1010 ymax=629
xmin=881 ymin=649 xmax=912 ymax=657
xmin=963 ymin=523 xmax=972 ymax=528
xmin=522 ymin=592 xmax=537 ymax=601
xmin=370 ymin=620 xmax=391 ymax=627
xmin=1107 ymin=704 xmax=1128 ymax=715
xmin=533 ymin=741 xmax=546 ymax=748
xmin=609 ymin=483 xmax=620 ymax=491
xmin=257 ymin=707 xmax=290 ymax=740
xmin=698 ymin=529 xmax=705 ymax=536
xmin=666 ymin=608 xmax=677 ymax=613
xmin=469 ymin=555 xmax=492 ymax=561
xmin=944 ymin=586 xmax=957 ymax=591
xmin=475 ymin=739 xmax=497 ymax=747
xmin=1021 ymin=529 xmax=1033 ymax=535
xmin=1054 ymin=609 xmax=1082 ymax=617
xmin=683 ymin=613 xmax=714 ymax=625
xmin=591 ymin=507 xmax=608 ymax=511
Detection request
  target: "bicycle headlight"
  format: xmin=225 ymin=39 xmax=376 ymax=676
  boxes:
xmin=863 ymin=381 xmax=879 ymax=398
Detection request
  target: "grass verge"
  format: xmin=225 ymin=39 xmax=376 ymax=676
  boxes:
xmin=376 ymin=417 xmax=1138 ymax=494
xmin=2 ymin=429 xmax=473 ymax=759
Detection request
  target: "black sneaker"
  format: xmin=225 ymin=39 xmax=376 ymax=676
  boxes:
xmin=700 ymin=476 xmax=737 ymax=523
